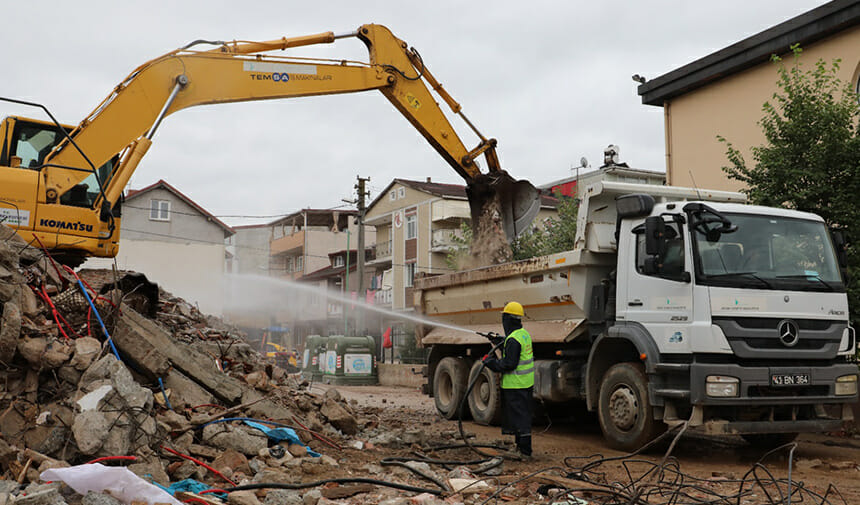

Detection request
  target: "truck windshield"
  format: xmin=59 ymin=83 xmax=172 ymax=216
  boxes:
xmin=692 ymin=213 xmax=844 ymax=292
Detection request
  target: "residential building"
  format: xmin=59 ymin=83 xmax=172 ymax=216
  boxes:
xmin=541 ymin=145 xmax=665 ymax=198
xmin=269 ymin=209 xmax=367 ymax=280
xmin=637 ymin=0 xmax=860 ymax=191
xmin=226 ymin=224 xmax=272 ymax=276
xmin=223 ymin=208 xmax=376 ymax=354
xmin=83 ymin=179 xmax=233 ymax=315
xmin=295 ymin=249 xmax=377 ymax=342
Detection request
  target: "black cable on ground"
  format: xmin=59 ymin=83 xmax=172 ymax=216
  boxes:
xmin=225 ymin=478 xmax=442 ymax=496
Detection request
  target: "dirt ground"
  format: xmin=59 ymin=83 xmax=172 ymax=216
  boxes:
xmin=312 ymin=383 xmax=860 ymax=504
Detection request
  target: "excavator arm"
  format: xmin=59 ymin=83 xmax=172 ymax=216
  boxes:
xmin=8 ymin=24 xmax=539 ymax=261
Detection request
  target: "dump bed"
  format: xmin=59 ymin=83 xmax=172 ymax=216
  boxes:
xmin=415 ymin=181 xmax=745 ymax=345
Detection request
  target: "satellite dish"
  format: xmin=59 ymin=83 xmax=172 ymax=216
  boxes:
xmin=580 ymin=157 xmax=588 ymax=169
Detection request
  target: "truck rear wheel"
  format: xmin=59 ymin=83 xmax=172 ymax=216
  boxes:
xmin=598 ymin=362 xmax=665 ymax=451
xmin=467 ymin=361 xmax=502 ymax=426
xmin=433 ymin=357 xmax=470 ymax=419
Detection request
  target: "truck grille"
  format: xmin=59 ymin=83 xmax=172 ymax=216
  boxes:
xmin=712 ymin=317 xmax=846 ymax=360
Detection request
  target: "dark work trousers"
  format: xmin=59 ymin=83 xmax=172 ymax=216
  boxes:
xmin=501 ymin=386 xmax=533 ymax=455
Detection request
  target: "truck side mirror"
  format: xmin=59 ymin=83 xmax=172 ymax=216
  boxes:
xmin=644 ymin=216 xmax=666 ymax=256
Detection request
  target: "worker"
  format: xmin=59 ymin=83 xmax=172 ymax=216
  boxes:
xmin=482 ymin=301 xmax=535 ymax=459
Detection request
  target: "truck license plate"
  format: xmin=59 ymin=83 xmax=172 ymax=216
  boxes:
xmin=771 ymin=373 xmax=810 ymax=386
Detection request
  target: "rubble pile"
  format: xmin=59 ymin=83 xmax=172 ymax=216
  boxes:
xmin=0 ymin=227 xmax=391 ymax=504
xmin=0 ymin=225 xmax=606 ymax=505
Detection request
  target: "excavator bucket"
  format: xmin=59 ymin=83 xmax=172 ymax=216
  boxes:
xmin=466 ymin=172 xmax=541 ymax=262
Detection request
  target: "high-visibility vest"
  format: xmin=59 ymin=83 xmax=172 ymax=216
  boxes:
xmin=501 ymin=328 xmax=534 ymax=389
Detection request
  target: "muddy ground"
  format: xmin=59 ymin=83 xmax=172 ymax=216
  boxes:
xmin=311 ymin=384 xmax=860 ymax=504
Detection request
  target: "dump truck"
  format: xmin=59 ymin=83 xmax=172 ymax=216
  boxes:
xmin=416 ymin=180 xmax=857 ymax=450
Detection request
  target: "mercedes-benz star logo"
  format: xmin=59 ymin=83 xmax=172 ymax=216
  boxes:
xmin=777 ymin=319 xmax=800 ymax=347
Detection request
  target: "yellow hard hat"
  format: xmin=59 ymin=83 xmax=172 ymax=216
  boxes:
xmin=503 ymin=301 xmax=525 ymax=317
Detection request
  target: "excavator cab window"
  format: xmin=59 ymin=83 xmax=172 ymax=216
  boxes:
xmin=59 ymin=156 xmax=117 ymax=208
xmin=8 ymin=120 xmax=66 ymax=169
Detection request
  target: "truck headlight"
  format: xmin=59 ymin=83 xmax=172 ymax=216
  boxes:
xmin=835 ymin=375 xmax=858 ymax=396
xmin=706 ymin=375 xmax=739 ymax=397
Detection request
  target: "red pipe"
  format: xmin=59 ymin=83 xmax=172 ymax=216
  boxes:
xmin=86 ymin=455 xmax=137 ymax=465
xmin=161 ymin=446 xmax=236 ymax=486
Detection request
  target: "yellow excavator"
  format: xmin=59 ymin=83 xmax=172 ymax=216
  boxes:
xmin=0 ymin=24 xmax=539 ymax=267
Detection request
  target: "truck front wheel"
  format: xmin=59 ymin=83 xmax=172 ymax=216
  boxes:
xmin=467 ymin=361 xmax=502 ymax=425
xmin=598 ymin=362 xmax=664 ymax=451
xmin=433 ymin=357 xmax=470 ymax=419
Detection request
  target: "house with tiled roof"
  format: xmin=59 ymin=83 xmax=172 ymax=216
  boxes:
xmin=84 ymin=179 xmax=234 ymax=315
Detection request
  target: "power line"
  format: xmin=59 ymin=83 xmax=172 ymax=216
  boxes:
xmin=120 ymin=202 xmax=356 ymax=221
xmin=121 ymin=227 xmax=458 ymax=272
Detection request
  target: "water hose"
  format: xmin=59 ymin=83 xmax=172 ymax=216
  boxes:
xmin=456 ymin=332 xmax=523 ymax=460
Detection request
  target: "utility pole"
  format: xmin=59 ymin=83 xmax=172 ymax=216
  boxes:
xmin=355 ymin=176 xmax=370 ymax=335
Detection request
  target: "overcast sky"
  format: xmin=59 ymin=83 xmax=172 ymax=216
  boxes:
xmin=4 ymin=1 xmax=829 ymax=226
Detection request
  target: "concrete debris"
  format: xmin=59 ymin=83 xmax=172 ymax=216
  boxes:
xmin=0 ymin=225 xmax=402 ymax=503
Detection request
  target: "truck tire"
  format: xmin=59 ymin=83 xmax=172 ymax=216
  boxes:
xmin=467 ymin=361 xmax=503 ymax=426
xmin=741 ymin=432 xmax=798 ymax=448
xmin=598 ymin=362 xmax=665 ymax=451
xmin=434 ymin=357 xmax=470 ymax=419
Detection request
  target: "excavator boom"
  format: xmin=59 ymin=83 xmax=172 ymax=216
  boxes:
xmin=0 ymin=24 xmax=539 ymax=264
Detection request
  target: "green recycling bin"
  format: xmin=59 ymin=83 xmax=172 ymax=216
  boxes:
xmin=322 ymin=335 xmax=378 ymax=385
xmin=301 ymin=335 xmax=328 ymax=382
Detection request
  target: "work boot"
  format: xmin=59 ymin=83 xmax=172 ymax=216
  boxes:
xmin=515 ymin=433 xmax=532 ymax=460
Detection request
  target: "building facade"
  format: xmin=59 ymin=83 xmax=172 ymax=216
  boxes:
xmin=638 ymin=1 xmax=860 ymax=191
xmin=84 ymin=179 xmax=233 ymax=315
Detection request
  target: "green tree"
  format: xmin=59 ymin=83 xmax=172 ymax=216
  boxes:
xmin=511 ymin=193 xmax=579 ymax=260
xmin=719 ymin=45 xmax=860 ymax=326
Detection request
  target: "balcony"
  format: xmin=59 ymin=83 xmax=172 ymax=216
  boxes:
xmin=430 ymin=228 xmax=464 ymax=252
xmin=374 ymin=289 xmax=392 ymax=307
xmin=270 ymin=230 xmax=304 ymax=255
xmin=368 ymin=240 xmax=392 ymax=266
xmin=431 ymin=200 xmax=470 ymax=223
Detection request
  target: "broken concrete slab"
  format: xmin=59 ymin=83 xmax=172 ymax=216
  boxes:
xmin=115 ymin=306 xmax=243 ymax=403
xmin=320 ymin=398 xmax=358 ymax=435
xmin=71 ymin=410 xmax=109 ymax=455
xmin=0 ymin=301 xmax=21 ymax=363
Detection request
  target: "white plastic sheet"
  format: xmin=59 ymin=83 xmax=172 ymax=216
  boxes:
xmin=40 ymin=464 xmax=182 ymax=505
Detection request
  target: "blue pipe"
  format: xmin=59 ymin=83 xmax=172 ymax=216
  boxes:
xmin=75 ymin=279 xmax=121 ymax=361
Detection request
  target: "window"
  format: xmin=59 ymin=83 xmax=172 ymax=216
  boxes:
xmin=398 ymin=187 xmax=405 ymax=198
xmin=333 ymin=256 xmax=345 ymax=267
xmin=635 ymin=220 xmax=684 ymax=280
xmin=295 ymin=255 xmax=303 ymax=273
xmin=389 ymin=190 xmax=397 ymax=201
xmin=405 ymin=262 xmax=416 ymax=287
xmin=286 ymin=257 xmax=294 ymax=272
xmin=150 ymin=199 xmax=170 ymax=221
xmin=406 ymin=214 xmax=417 ymax=239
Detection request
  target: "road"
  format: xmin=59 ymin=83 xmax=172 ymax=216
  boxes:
xmin=315 ymin=384 xmax=860 ymax=503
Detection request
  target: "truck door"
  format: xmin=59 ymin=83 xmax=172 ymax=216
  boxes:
xmin=622 ymin=217 xmax=694 ymax=354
